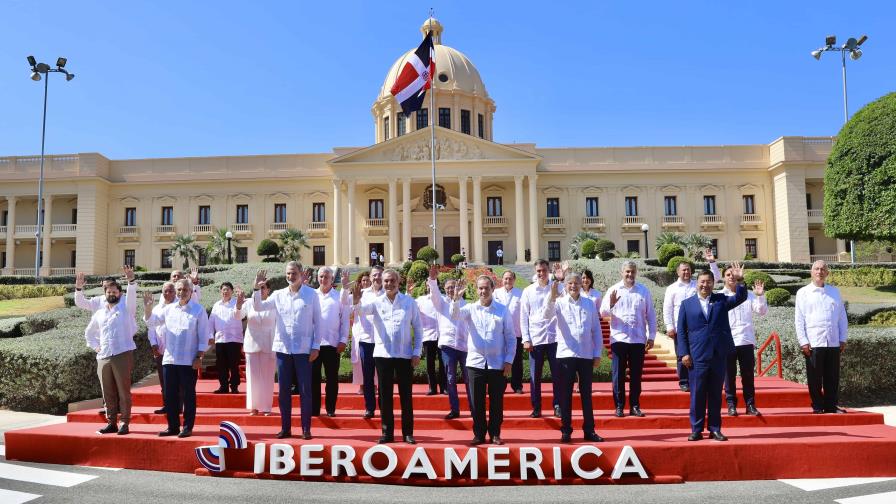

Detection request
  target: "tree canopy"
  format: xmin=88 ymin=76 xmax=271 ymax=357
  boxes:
xmin=825 ymin=92 xmax=896 ymax=240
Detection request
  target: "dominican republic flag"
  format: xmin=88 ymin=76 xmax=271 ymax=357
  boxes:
xmin=390 ymin=32 xmax=435 ymax=116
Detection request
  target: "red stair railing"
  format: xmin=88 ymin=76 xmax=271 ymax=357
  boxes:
xmin=756 ymin=331 xmax=783 ymax=378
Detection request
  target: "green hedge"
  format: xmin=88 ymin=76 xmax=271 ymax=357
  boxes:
xmin=657 ymin=244 xmax=685 ymax=267
xmin=766 ymin=288 xmax=791 ymax=306
xmin=829 ymin=267 xmax=896 ymax=287
xmin=666 ymin=256 xmax=692 ymax=274
xmin=868 ymin=311 xmax=896 ymax=327
xmin=0 ymin=285 xmax=68 ymax=301
xmin=744 ymin=270 xmax=778 ymax=290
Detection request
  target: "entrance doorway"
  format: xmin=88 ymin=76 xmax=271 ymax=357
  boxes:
xmin=488 ymin=240 xmax=504 ymax=265
xmin=443 ymin=236 xmax=460 ymax=265
xmin=368 ymin=243 xmax=384 ymax=266
xmin=410 ymin=237 xmax=429 ymax=261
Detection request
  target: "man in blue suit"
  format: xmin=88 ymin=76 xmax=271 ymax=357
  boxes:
xmin=676 ymin=263 xmax=747 ymax=441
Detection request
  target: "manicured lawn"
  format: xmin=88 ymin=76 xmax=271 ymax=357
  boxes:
xmin=0 ymin=296 xmax=65 ymax=318
xmin=839 ymin=286 xmax=896 ymax=304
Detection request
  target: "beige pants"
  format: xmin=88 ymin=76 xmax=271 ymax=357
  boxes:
xmin=97 ymin=350 xmax=134 ymax=423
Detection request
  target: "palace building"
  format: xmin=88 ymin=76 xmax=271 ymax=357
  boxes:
xmin=0 ymin=18 xmax=845 ymax=276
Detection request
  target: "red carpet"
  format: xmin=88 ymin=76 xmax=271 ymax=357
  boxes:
xmin=6 ymin=377 xmax=896 ymax=484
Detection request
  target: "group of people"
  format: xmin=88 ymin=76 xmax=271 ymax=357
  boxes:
xmin=72 ymin=255 xmax=847 ymax=445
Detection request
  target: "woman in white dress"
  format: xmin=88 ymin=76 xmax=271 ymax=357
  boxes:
xmin=240 ymin=279 xmax=276 ymax=415
xmin=351 ymin=272 xmax=372 ymax=394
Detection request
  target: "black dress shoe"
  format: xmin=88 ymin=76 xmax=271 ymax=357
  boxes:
xmin=158 ymin=428 xmax=179 ymax=437
xmin=363 ymin=411 xmax=374 ymax=419
xmin=275 ymin=430 xmax=292 ymax=439
xmin=404 ymin=435 xmax=417 ymax=445
xmin=470 ymin=437 xmax=485 ymax=446
xmin=213 ymin=388 xmax=227 ymax=394
xmin=441 ymin=390 xmax=448 ymax=395
xmin=614 ymin=407 xmax=625 ymax=418
xmin=584 ymin=432 xmax=605 ymax=442
xmin=326 ymin=412 xmax=336 ymax=418
xmin=302 ymin=431 xmax=312 ymax=440
xmin=97 ymin=422 xmax=118 ymax=435
xmin=746 ymin=404 xmax=761 ymax=416
xmin=513 ymin=388 xmax=524 ymax=394
xmin=680 ymin=384 xmax=690 ymax=392
xmin=230 ymin=386 xmax=239 ymax=394
xmin=812 ymin=409 xmax=824 ymax=414
xmin=560 ymin=433 xmax=572 ymax=443
xmin=629 ymin=406 xmax=645 ymax=417
xmin=490 ymin=436 xmax=504 ymax=445
xmin=98 ymin=408 xmax=106 ymax=416
xmin=709 ymin=431 xmax=728 ymax=441
xmin=727 ymin=406 xmax=739 ymax=417
xmin=378 ymin=435 xmax=394 ymax=444
xmin=426 ymin=390 xmax=438 ymax=396
xmin=529 ymin=410 xmax=541 ymax=418
xmin=178 ymin=428 xmax=193 ymax=438
xmin=688 ymin=432 xmax=703 ymax=441
xmin=824 ymin=408 xmax=847 ymax=414
xmin=445 ymin=411 xmax=460 ymax=420
xmin=153 ymin=408 xmax=166 ymax=414
xmin=117 ymin=424 xmax=130 ymax=435
xmin=554 ymin=405 xmax=562 ymax=418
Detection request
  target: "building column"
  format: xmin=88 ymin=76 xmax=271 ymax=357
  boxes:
xmin=528 ymin=174 xmax=539 ymax=262
xmin=458 ymin=176 xmax=469 ymax=261
xmin=3 ymin=196 xmax=16 ymax=275
xmin=40 ymin=195 xmax=53 ymax=276
xmin=514 ymin=175 xmax=526 ymax=264
xmin=472 ymin=176 xmax=484 ymax=264
xmin=346 ymin=179 xmax=356 ymax=266
xmin=772 ymin=168 xmax=810 ymax=263
xmin=332 ymin=179 xmax=342 ymax=265
xmin=402 ymin=178 xmax=412 ymax=261
xmin=388 ymin=178 xmax=399 ymax=264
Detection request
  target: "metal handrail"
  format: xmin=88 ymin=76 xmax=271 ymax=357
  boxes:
xmin=756 ymin=331 xmax=783 ymax=378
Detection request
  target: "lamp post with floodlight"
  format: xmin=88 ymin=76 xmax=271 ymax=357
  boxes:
xmin=641 ymin=223 xmax=650 ymax=259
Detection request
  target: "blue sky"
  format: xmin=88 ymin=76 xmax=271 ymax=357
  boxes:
xmin=1 ymin=0 xmax=893 ymax=159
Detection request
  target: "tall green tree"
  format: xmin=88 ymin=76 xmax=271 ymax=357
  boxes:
xmin=279 ymin=228 xmax=310 ymax=262
xmin=825 ymin=92 xmax=896 ymax=241
xmin=171 ymin=234 xmax=199 ymax=269
xmin=205 ymin=227 xmax=241 ymax=264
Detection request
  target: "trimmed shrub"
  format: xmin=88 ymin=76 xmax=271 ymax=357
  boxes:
xmin=416 ymin=246 xmax=439 ymax=264
xmin=0 ymin=285 xmax=68 ymax=301
xmin=450 ymin=253 xmax=466 ymax=265
xmin=828 ymin=267 xmax=896 ymax=287
xmin=256 ymin=239 xmax=280 ymax=261
xmin=868 ymin=310 xmax=896 ymax=327
xmin=744 ymin=270 xmax=778 ymax=290
xmin=657 ymin=244 xmax=685 ymax=267
xmin=580 ymin=239 xmax=599 ymax=259
xmin=765 ymin=288 xmax=791 ymax=306
xmin=407 ymin=260 xmax=430 ymax=286
xmin=666 ymin=256 xmax=692 ymax=274
xmin=594 ymin=239 xmax=616 ymax=261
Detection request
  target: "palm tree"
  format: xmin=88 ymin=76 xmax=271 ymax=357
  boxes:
xmin=206 ymin=227 xmax=240 ymax=264
xmin=279 ymin=228 xmax=310 ymax=261
xmin=171 ymin=234 xmax=199 ymax=269
xmin=654 ymin=231 xmax=685 ymax=251
xmin=683 ymin=233 xmax=713 ymax=259
xmin=567 ymin=231 xmax=601 ymax=259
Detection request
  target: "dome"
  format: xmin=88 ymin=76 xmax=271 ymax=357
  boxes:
xmin=378 ymin=17 xmax=489 ymax=100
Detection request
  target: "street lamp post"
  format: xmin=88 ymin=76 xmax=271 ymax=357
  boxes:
xmin=27 ymin=56 xmax=75 ymax=281
xmin=225 ymin=231 xmax=233 ymax=264
xmin=811 ymin=34 xmax=867 ymax=264
xmin=641 ymin=223 xmax=650 ymax=259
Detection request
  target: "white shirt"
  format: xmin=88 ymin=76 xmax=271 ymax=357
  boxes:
xmin=148 ymin=301 xmax=172 ymax=354
xmin=352 ymin=286 xmax=384 ymax=344
xmin=721 ymin=287 xmax=768 ymax=346
xmin=426 ymin=279 xmax=467 ymax=351
xmin=157 ymin=284 xmax=201 ymax=307
xmin=545 ymin=294 xmax=602 ymax=359
xmin=253 ymin=284 xmax=322 ymax=355
xmin=371 ymin=251 xmax=378 ymax=260
xmin=698 ymin=295 xmax=710 ymax=318
xmin=581 ymin=288 xmax=603 ymax=310
xmin=355 ymin=292 xmax=424 ymax=359
xmin=208 ymin=298 xmax=245 ymax=344
xmin=493 ymin=286 xmax=522 ymax=339
xmin=75 ymin=292 xmax=108 ymax=312
xmin=416 ymin=294 xmax=441 ymax=343
xmin=520 ymin=282 xmax=559 ymax=346
xmin=795 ymin=283 xmax=848 ymax=348
xmin=450 ymin=298 xmax=516 ymax=370
xmin=84 ymin=282 xmax=138 ymax=359
xmin=240 ymin=302 xmax=276 ymax=353
xmin=662 ymin=262 xmax=721 ymax=328
xmin=147 ymin=300 xmax=210 ymax=366
xmin=496 ymin=249 xmax=504 ymax=258
xmin=317 ymin=287 xmax=350 ymax=347
xmin=600 ymin=281 xmax=657 ymax=344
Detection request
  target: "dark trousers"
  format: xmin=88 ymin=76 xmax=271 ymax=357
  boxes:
xmin=162 ymin=364 xmax=197 ymax=431
xmin=610 ymin=342 xmax=645 ymax=408
xmin=215 ymin=342 xmax=242 ymax=390
xmin=467 ymin=366 xmax=506 ymax=439
xmin=806 ymin=347 xmax=841 ymax=412
xmin=689 ymin=363 xmax=725 ymax=433
xmin=673 ymin=336 xmax=689 ymax=387
xmin=497 ymin=256 xmax=503 ymax=265
xmin=441 ymin=346 xmax=471 ymax=414
xmin=509 ymin=337 xmax=524 ymax=391
xmin=154 ymin=354 xmax=167 ymax=412
xmin=358 ymin=342 xmax=377 ymax=413
xmin=277 ymin=352 xmax=312 ymax=433
xmin=529 ymin=341 xmax=559 ymax=411
xmin=423 ymin=340 xmax=446 ymax=393
xmin=375 ymin=357 xmax=414 ymax=437
xmin=725 ymin=344 xmax=756 ymax=408
xmin=557 ymin=357 xmax=595 ymax=435
xmin=312 ymin=345 xmax=341 ymax=415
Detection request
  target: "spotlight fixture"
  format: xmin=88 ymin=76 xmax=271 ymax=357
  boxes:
xmin=825 ymin=35 xmax=836 ymax=46
xmin=56 ymin=57 xmax=67 ymax=68
xmin=811 ymin=49 xmax=822 ymax=60
xmin=27 ymin=55 xmax=37 ymax=67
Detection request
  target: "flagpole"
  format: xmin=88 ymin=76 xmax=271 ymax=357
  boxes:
xmin=428 ymin=13 xmax=437 ymax=255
